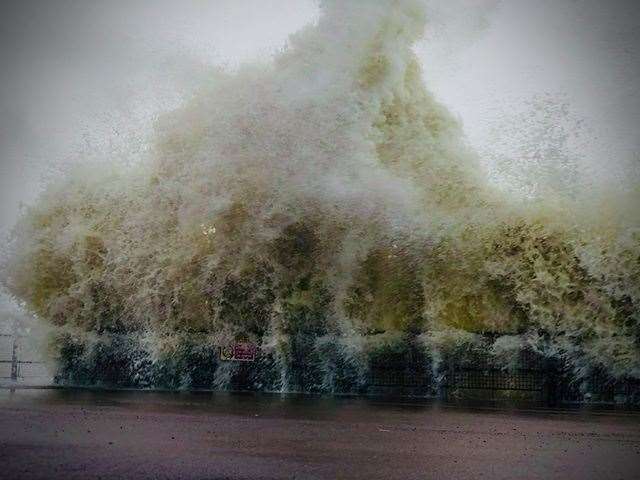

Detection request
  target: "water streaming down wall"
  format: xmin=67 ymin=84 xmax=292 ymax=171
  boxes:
xmin=1 ymin=0 xmax=639 ymax=399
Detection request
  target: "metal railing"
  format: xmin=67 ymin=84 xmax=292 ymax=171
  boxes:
xmin=0 ymin=333 xmax=48 ymax=383
xmin=1 ymin=329 xmax=638 ymax=405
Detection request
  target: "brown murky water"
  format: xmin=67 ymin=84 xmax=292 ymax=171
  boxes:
xmin=0 ymin=388 xmax=639 ymax=479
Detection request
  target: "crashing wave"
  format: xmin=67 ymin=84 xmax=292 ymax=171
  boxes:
xmin=2 ymin=0 xmax=639 ymax=391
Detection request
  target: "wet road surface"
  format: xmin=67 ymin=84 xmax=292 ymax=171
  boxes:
xmin=0 ymin=388 xmax=639 ymax=479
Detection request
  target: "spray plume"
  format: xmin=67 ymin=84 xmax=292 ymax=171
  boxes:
xmin=2 ymin=0 xmax=639 ymax=388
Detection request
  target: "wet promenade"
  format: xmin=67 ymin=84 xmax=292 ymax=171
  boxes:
xmin=0 ymin=388 xmax=639 ymax=479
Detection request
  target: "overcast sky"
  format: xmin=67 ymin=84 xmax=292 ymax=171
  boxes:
xmin=1 ymin=0 xmax=639 ymax=238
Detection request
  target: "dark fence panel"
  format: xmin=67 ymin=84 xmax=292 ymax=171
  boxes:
xmin=6 ymin=329 xmax=638 ymax=406
xmin=440 ymin=348 xmax=548 ymax=403
xmin=367 ymin=345 xmax=433 ymax=397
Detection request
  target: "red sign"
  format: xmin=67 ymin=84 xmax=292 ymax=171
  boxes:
xmin=220 ymin=343 xmax=257 ymax=362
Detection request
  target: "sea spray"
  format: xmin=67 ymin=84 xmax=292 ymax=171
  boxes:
xmin=1 ymin=0 xmax=639 ymax=392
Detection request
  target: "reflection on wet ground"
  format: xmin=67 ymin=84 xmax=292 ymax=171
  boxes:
xmin=1 ymin=386 xmax=638 ymax=418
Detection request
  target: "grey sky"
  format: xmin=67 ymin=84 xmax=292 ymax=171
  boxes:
xmin=1 ymin=0 xmax=639 ymax=238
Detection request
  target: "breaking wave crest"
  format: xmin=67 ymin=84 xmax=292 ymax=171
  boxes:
xmin=2 ymin=0 xmax=639 ymax=390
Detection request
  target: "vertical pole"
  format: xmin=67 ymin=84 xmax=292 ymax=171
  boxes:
xmin=10 ymin=336 xmax=18 ymax=381
xmin=10 ymin=313 xmax=20 ymax=382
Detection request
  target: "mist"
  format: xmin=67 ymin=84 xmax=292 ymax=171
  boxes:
xmin=2 ymin=0 xmax=638 ymax=234
xmin=0 ymin=0 xmax=639 ymax=390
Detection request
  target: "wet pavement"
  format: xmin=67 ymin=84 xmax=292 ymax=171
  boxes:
xmin=0 ymin=388 xmax=639 ymax=479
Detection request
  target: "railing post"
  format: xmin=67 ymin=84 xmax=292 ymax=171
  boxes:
xmin=10 ymin=336 xmax=18 ymax=381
